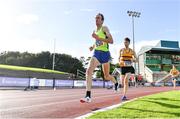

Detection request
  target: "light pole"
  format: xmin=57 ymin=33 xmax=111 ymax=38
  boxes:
xmin=127 ymin=11 xmax=141 ymax=73
xmin=52 ymin=38 xmax=56 ymax=70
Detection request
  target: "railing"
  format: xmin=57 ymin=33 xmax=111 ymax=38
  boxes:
xmin=77 ymin=69 xmax=86 ymax=79
xmin=145 ymin=66 xmax=168 ymax=83
xmin=144 ymin=66 xmax=154 ymax=82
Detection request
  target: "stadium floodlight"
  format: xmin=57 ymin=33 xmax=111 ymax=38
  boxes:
xmin=127 ymin=10 xmax=141 ymax=73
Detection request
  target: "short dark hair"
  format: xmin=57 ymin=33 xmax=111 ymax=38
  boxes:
xmin=124 ymin=37 xmax=130 ymax=43
xmin=97 ymin=13 xmax=104 ymax=21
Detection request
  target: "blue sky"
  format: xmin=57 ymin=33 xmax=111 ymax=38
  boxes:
xmin=0 ymin=0 xmax=179 ymax=63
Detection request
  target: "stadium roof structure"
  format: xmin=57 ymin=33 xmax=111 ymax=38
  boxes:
xmin=138 ymin=40 xmax=180 ymax=55
xmin=138 ymin=46 xmax=180 ymax=55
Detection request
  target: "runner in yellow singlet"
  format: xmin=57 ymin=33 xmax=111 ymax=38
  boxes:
xmin=80 ymin=13 xmax=118 ymax=103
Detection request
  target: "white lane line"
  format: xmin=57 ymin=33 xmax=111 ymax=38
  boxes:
xmin=0 ymin=89 xmax=115 ymax=99
xmin=0 ymin=90 xmax=162 ymax=112
xmin=0 ymin=88 xmax=158 ymax=102
xmin=0 ymin=90 xmax=120 ymax=102
xmin=0 ymin=93 xmax=114 ymax=104
xmin=1 ymin=87 xmax=155 ymax=99
xmin=0 ymin=93 xmax=119 ymax=112
xmin=0 ymin=87 xmax=145 ymax=100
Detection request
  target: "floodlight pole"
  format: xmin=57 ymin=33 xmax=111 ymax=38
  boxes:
xmin=127 ymin=11 xmax=141 ymax=73
xmin=52 ymin=39 xmax=56 ymax=70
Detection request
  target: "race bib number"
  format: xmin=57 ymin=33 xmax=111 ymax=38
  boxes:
xmin=96 ymin=40 xmax=103 ymax=47
xmin=124 ymin=60 xmax=132 ymax=66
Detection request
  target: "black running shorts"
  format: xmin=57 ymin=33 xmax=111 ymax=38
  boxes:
xmin=121 ymin=66 xmax=135 ymax=75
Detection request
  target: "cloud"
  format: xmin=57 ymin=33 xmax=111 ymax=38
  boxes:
xmin=111 ymin=30 xmax=121 ymax=35
xmin=63 ymin=10 xmax=73 ymax=15
xmin=80 ymin=8 xmax=96 ymax=12
xmin=158 ymin=28 xmax=177 ymax=35
xmin=16 ymin=14 xmax=39 ymax=25
xmin=164 ymin=29 xmax=176 ymax=32
xmin=135 ymin=40 xmax=159 ymax=52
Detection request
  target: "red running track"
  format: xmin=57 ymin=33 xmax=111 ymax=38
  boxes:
xmin=0 ymin=87 xmax=179 ymax=118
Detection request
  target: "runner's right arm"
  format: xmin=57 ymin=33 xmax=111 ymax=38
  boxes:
xmin=118 ymin=49 xmax=122 ymax=63
xmin=89 ymin=44 xmax=95 ymax=51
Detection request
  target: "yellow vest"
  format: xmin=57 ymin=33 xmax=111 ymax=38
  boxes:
xmin=119 ymin=48 xmax=133 ymax=67
xmin=170 ymin=69 xmax=179 ymax=76
xmin=94 ymin=27 xmax=109 ymax=51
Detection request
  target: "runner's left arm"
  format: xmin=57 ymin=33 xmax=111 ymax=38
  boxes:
xmin=132 ymin=50 xmax=138 ymax=62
